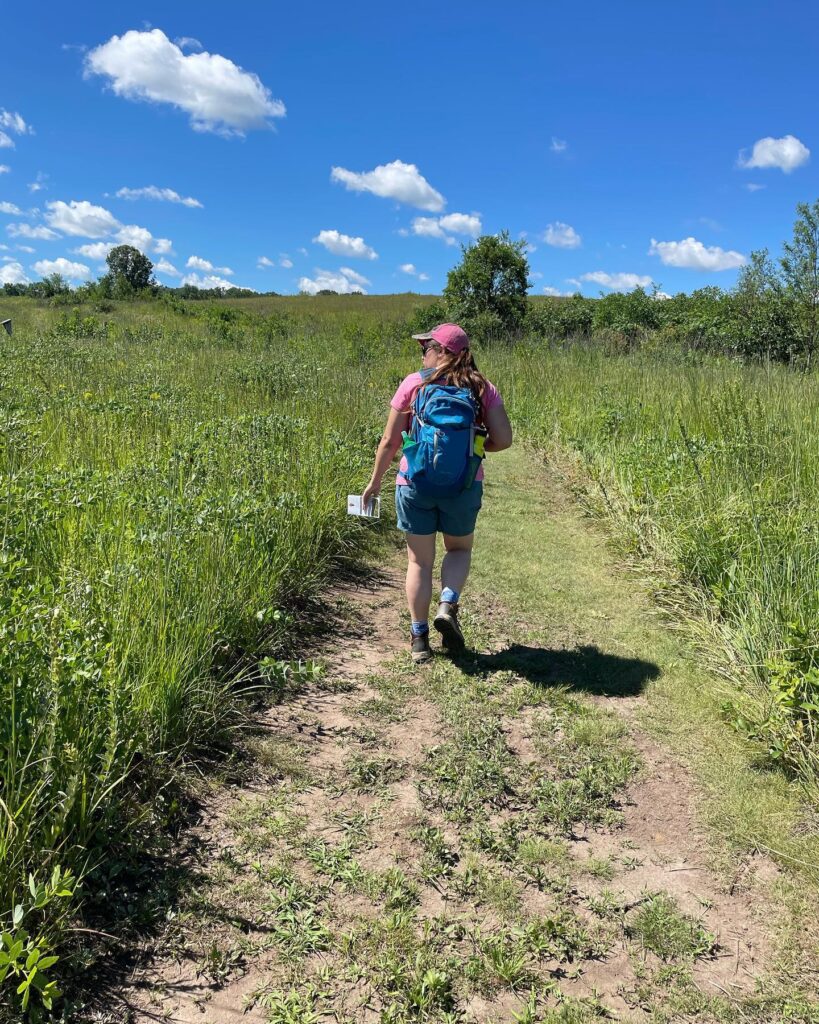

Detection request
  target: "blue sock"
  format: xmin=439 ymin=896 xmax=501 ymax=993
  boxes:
xmin=441 ymin=587 xmax=460 ymax=605
xmin=411 ymin=620 xmax=429 ymax=637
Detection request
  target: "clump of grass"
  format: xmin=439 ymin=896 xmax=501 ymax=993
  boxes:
xmin=627 ymin=892 xmax=716 ymax=961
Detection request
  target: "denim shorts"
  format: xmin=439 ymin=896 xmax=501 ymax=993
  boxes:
xmin=395 ymin=481 xmax=483 ymax=536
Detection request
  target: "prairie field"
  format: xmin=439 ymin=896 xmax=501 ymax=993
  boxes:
xmin=2 ymin=294 xmax=819 ymax=1020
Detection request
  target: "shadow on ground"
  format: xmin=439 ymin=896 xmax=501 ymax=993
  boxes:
xmin=458 ymin=643 xmax=660 ymax=697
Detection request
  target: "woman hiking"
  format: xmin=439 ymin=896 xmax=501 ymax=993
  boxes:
xmin=362 ymin=323 xmax=513 ymax=663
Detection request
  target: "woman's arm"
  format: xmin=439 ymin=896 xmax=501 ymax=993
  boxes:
xmin=362 ymin=407 xmax=409 ymax=508
xmin=484 ymin=402 xmax=513 ymax=453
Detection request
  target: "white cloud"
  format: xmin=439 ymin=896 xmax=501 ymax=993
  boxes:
xmin=580 ymin=271 xmax=653 ymax=291
xmin=280 ymin=256 xmax=293 ymax=268
xmin=16 ymin=245 xmax=34 ymax=254
xmin=116 ymin=185 xmax=203 ymax=208
xmin=28 ymin=173 xmax=47 ymax=193
xmin=155 ymin=258 xmax=180 ymax=277
xmin=550 ymin=137 xmax=567 ymax=153
xmin=186 ymin=255 xmax=233 ymax=275
xmin=338 ymin=266 xmax=371 ymax=287
xmin=298 ymin=267 xmax=369 ymax=295
xmin=0 ymin=111 xmax=32 ymax=150
xmin=7 ymin=222 xmax=58 ymax=240
xmin=0 ymin=202 xmax=21 ymax=215
xmin=116 ymin=224 xmax=155 ymax=252
xmin=738 ymin=134 xmax=809 ymax=173
xmin=653 ymin=291 xmax=673 ymax=300
xmin=439 ymin=213 xmax=481 ymax=236
xmin=331 ymin=159 xmax=445 ymax=212
xmin=181 ymin=271 xmax=250 ymax=290
xmin=411 ymin=212 xmax=481 ymax=244
xmin=45 ymin=199 xmax=120 ymax=238
xmin=744 ymin=183 xmax=766 ymax=192
xmin=0 ymin=111 xmax=32 ymax=136
xmin=648 ymin=236 xmax=745 ymax=271
xmin=0 ymin=261 xmax=28 ymax=284
xmin=73 ymin=242 xmax=114 ymax=260
xmin=399 ymin=262 xmax=429 ymax=282
xmin=33 ymin=257 xmax=90 ymax=281
xmin=85 ymin=29 xmax=285 ymax=136
xmin=542 ymin=285 xmax=573 ymax=296
xmin=154 ymin=237 xmax=173 ymax=254
xmin=0 ymin=165 xmax=9 ymax=174
xmin=257 ymin=255 xmax=275 ymax=268
xmin=313 ymin=229 xmax=377 ymax=260
xmin=297 ymin=246 xmax=308 ymax=256
xmin=543 ymin=221 xmax=581 ymax=248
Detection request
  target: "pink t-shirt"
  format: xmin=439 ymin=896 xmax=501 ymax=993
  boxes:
xmin=390 ymin=371 xmax=503 ymax=486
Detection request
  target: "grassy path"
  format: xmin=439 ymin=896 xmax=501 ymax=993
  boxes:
xmin=109 ymin=447 xmax=819 ymax=1024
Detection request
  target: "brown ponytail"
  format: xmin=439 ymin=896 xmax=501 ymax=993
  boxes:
xmin=426 ymin=346 xmax=489 ymax=420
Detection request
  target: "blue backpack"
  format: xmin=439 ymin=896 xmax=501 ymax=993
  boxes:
xmin=401 ymin=369 xmax=482 ymax=497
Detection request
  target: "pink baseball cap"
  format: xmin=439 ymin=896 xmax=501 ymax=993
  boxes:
xmin=411 ymin=322 xmax=470 ymax=353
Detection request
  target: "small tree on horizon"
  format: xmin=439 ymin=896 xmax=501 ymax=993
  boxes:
xmin=105 ymin=245 xmax=154 ymax=294
xmin=443 ymin=231 xmax=529 ymax=340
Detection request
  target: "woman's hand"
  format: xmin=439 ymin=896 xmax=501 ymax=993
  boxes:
xmin=362 ymin=479 xmax=381 ymax=514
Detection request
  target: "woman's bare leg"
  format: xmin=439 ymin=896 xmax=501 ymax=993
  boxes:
xmin=405 ymin=532 xmax=437 ymax=623
xmin=441 ymin=532 xmax=474 ymax=597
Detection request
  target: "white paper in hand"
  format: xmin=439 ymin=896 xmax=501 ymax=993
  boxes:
xmin=347 ymin=495 xmax=380 ymax=519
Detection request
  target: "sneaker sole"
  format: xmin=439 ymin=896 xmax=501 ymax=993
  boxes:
xmin=433 ymin=612 xmax=465 ymax=652
xmin=412 ymin=649 xmax=433 ymax=664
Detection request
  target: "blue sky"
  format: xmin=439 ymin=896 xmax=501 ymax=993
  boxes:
xmin=2 ymin=0 xmax=819 ymax=296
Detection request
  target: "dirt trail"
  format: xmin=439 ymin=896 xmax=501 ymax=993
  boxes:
xmin=107 ymin=452 xmax=804 ymax=1024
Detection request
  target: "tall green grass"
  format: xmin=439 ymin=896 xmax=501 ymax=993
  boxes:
xmin=0 ymin=299 xmax=413 ymax=1016
xmin=486 ymin=341 xmax=819 ymax=788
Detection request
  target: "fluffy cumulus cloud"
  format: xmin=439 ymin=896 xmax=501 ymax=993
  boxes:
xmin=41 ymin=199 xmax=169 ymax=255
xmin=84 ymin=28 xmax=286 ymax=136
xmin=298 ymin=267 xmax=370 ymax=295
xmin=0 ymin=165 xmax=9 ymax=174
xmin=0 ymin=261 xmax=28 ymax=284
xmin=412 ymin=212 xmax=482 ymax=244
xmin=73 ymin=242 xmax=114 ymax=261
xmin=280 ymin=255 xmax=293 ymax=269
xmin=648 ymin=237 xmax=746 ymax=271
xmin=313 ymin=229 xmax=377 ymax=260
xmin=45 ymin=200 xmax=120 ymax=238
xmin=580 ymin=271 xmax=653 ymax=291
xmin=155 ymin=258 xmax=181 ymax=277
xmin=257 ymin=255 xmax=275 ymax=268
xmin=116 ymin=185 xmax=203 ymax=208
xmin=0 ymin=202 xmax=21 ymax=215
xmin=543 ymin=221 xmax=581 ymax=249
xmin=542 ymin=285 xmax=574 ymax=296
xmin=154 ymin=238 xmax=173 ymax=254
xmin=331 ymin=160 xmax=445 ymax=212
xmin=186 ymin=255 xmax=233 ymax=274
xmin=738 ymin=134 xmax=810 ymax=173
xmin=33 ymin=257 xmax=91 ymax=281
xmin=7 ymin=223 xmax=58 ymax=240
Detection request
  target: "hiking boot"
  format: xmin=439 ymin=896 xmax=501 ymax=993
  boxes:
xmin=411 ymin=632 xmax=432 ymax=664
xmin=434 ymin=601 xmax=465 ymax=652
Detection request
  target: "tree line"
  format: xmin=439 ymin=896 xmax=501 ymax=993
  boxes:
xmin=7 ymin=200 xmax=819 ymax=363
